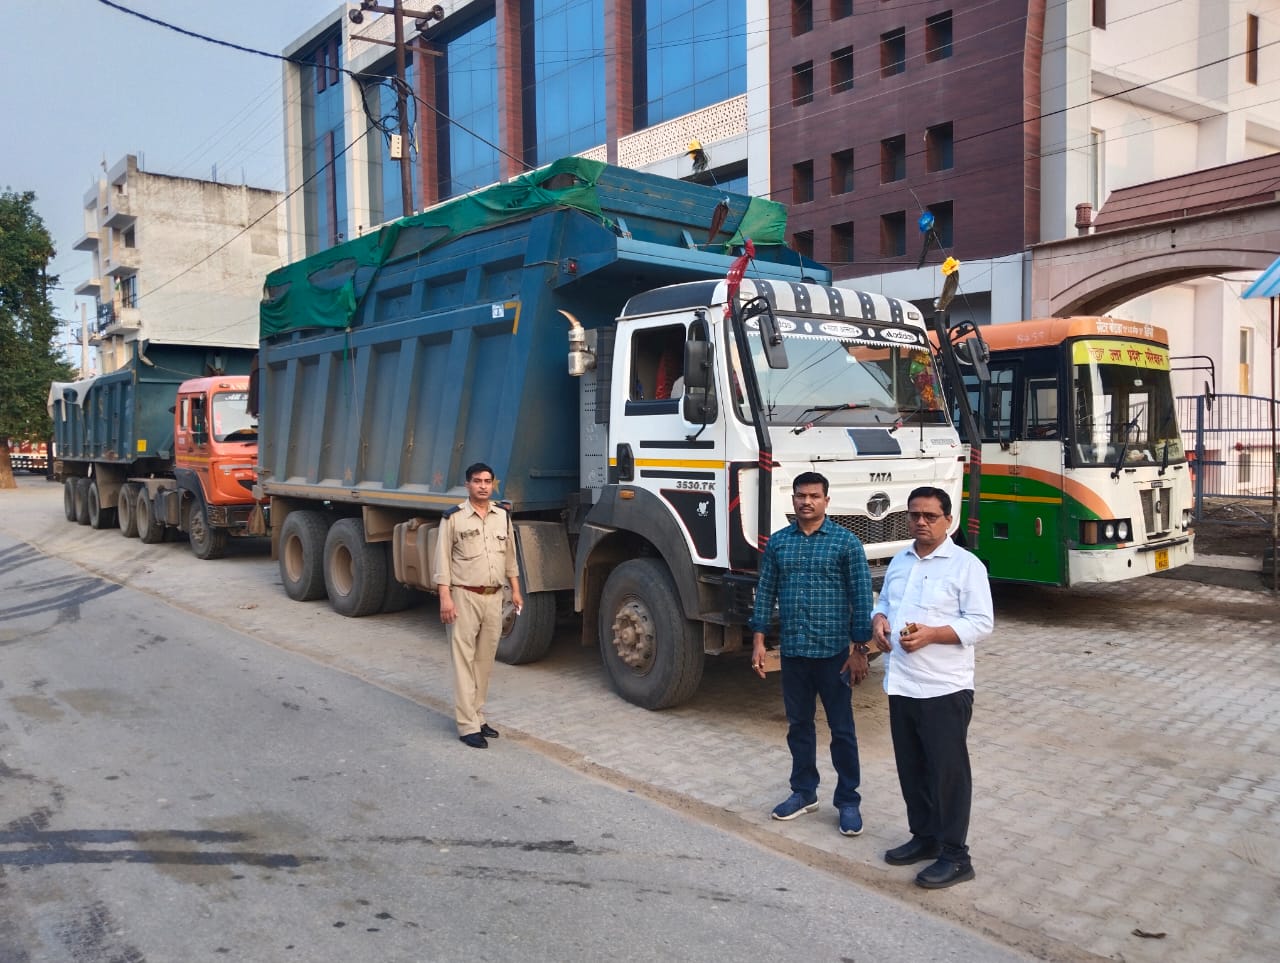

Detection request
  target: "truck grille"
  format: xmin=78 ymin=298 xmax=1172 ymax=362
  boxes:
xmin=1139 ymin=488 xmax=1171 ymax=536
xmin=787 ymin=511 xmax=910 ymax=548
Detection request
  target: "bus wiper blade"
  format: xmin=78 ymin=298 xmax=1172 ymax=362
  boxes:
xmin=792 ymin=403 xmax=865 ymax=435
xmin=1110 ymin=414 xmax=1142 ymax=479
xmin=1159 ymin=440 xmax=1170 ymax=475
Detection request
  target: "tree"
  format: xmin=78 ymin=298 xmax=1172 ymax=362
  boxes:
xmin=0 ymin=190 xmax=75 ymax=490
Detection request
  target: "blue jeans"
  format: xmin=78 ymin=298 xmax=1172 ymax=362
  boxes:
xmin=781 ymin=652 xmax=861 ymax=808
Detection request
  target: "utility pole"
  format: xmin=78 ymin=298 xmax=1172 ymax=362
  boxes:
xmin=348 ymin=1 xmax=445 ymax=217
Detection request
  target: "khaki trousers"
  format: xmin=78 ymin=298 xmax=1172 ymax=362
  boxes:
xmin=447 ymin=587 xmax=503 ymax=736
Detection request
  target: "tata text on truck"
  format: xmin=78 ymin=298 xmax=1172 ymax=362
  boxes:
xmin=49 ymin=343 xmax=260 ymax=559
xmin=255 ymin=158 xmax=969 ymax=708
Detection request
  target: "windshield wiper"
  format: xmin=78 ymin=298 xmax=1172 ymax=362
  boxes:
xmin=1110 ymin=409 xmax=1144 ymax=479
xmin=1159 ymin=440 xmax=1170 ymax=476
xmin=792 ymin=403 xmax=866 ymax=435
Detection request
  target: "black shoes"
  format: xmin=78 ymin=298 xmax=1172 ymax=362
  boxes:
xmin=884 ymin=837 xmax=941 ymax=866
xmin=915 ymin=858 xmax=975 ymax=889
xmin=480 ymin=723 xmax=500 ymax=739
xmin=459 ymin=732 xmax=488 ymax=749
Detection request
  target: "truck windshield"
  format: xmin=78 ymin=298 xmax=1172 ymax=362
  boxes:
xmin=728 ymin=318 xmax=949 ymax=429
xmin=1069 ymin=340 xmax=1184 ymax=467
xmin=211 ymin=391 xmax=258 ymax=443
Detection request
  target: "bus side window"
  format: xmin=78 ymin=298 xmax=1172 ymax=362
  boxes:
xmin=985 ymin=367 xmax=1015 ymax=443
xmin=1026 ymin=379 xmax=1059 ymax=438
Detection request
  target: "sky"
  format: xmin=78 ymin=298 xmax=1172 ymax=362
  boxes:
xmin=1 ymin=0 xmax=341 ymax=355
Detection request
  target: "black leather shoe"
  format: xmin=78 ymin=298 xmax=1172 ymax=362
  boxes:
xmin=459 ymin=732 xmax=489 ymax=749
xmin=884 ymin=837 xmax=940 ymax=866
xmin=915 ymin=858 xmax=975 ymax=889
xmin=479 ymin=723 xmax=500 ymax=739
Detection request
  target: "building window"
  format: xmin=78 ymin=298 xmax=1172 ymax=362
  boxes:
xmin=1240 ymin=327 xmax=1253 ymax=394
xmin=881 ymin=28 xmax=906 ymax=77
xmin=793 ymin=230 xmax=814 ymax=260
xmin=925 ymin=11 xmax=953 ymax=62
xmin=316 ymin=44 xmax=328 ymax=93
xmin=881 ymin=211 xmax=907 ymax=257
xmin=792 ymin=61 xmax=814 ymax=106
xmin=640 ymin=0 xmax=746 ymax=126
xmin=1089 ymin=127 xmax=1105 ymax=210
xmin=118 ymin=274 xmax=138 ymax=309
xmin=831 ymin=221 xmax=854 ymax=264
xmin=831 ymin=149 xmax=854 ymax=194
xmin=793 ymin=160 xmax=814 ymax=203
xmin=329 ymin=37 xmax=340 ymax=85
xmin=446 ymin=15 xmax=500 ymax=197
xmin=792 ymin=0 xmax=813 ymax=36
xmin=531 ymin=0 xmax=607 ymax=165
xmin=1093 ymin=0 xmax=1106 ymax=29
xmin=122 ymin=226 xmax=136 ymax=248
xmin=881 ymin=134 xmax=906 ymax=183
xmin=831 ymin=46 xmax=854 ymax=93
xmin=831 ymin=0 xmax=852 ymax=20
xmin=1247 ymin=14 xmax=1259 ymax=85
xmin=926 ymin=200 xmax=954 ymax=247
xmin=925 ymin=122 xmax=954 ymax=172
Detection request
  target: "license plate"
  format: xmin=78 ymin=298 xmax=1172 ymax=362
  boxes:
xmin=1155 ymin=549 xmax=1169 ymax=571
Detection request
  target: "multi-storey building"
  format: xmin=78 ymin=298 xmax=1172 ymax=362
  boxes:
xmin=280 ymin=1 xmax=1280 ymax=394
xmin=73 ymin=154 xmax=286 ymax=374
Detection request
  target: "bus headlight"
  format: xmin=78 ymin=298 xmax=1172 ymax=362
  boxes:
xmin=1103 ymin=522 xmax=1116 ymax=540
xmin=1117 ymin=520 xmax=1130 ymax=540
xmin=1080 ymin=518 xmax=1134 ymax=545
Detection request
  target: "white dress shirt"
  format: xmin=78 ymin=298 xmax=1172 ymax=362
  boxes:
xmin=873 ymin=538 xmax=994 ymax=698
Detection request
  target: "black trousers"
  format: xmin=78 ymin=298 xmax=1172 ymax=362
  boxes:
xmin=888 ymin=689 xmax=974 ymax=864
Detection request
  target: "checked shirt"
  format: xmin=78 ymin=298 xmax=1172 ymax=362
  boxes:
xmin=749 ymin=517 xmax=873 ymax=659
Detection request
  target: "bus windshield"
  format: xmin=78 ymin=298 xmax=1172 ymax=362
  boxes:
xmin=211 ymin=391 xmax=258 ymax=443
xmin=1070 ymin=340 xmax=1183 ymax=467
xmin=729 ymin=318 xmax=949 ymax=429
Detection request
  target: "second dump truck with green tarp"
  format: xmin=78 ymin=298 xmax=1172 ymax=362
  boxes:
xmin=256 ymin=158 xmax=967 ymax=708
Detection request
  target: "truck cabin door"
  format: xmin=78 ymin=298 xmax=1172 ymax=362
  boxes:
xmin=613 ymin=318 xmax=728 ymax=568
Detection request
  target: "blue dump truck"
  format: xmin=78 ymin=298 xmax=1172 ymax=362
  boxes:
xmin=256 ymin=158 xmax=967 ymax=708
xmin=49 ymin=342 xmax=259 ymax=557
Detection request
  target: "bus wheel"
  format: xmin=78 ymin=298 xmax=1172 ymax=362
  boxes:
xmin=87 ymin=481 xmax=116 ymax=530
xmin=323 ymin=517 xmax=386 ymax=618
xmin=598 ymin=559 xmax=703 ymax=709
xmin=63 ymin=478 xmax=78 ymax=521
xmin=497 ymin=591 xmax=556 ymax=665
xmin=279 ymin=510 xmax=330 ymax=602
xmin=74 ymin=478 xmax=91 ymax=525
xmin=136 ymin=491 xmax=166 ymax=544
xmin=187 ymin=500 xmax=228 ymax=560
xmin=118 ymin=485 xmax=140 ymax=538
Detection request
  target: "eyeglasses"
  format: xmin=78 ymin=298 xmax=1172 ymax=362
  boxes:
xmin=907 ymin=511 xmax=945 ymax=523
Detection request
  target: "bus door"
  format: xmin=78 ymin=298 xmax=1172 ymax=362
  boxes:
xmin=971 ymin=365 xmax=1025 ymax=580
xmin=1017 ymin=376 xmax=1066 ymax=583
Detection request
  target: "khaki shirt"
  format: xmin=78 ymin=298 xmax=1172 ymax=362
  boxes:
xmin=433 ymin=501 xmax=519 ymax=588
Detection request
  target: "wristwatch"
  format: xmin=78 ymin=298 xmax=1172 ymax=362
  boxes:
xmin=851 ymin=642 xmax=870 ymax=655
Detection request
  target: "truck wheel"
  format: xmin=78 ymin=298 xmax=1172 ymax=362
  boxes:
xmin=74 ymin=478 xmax=91 ymax=525
xmin=598 ymin=558 xmax=704 ymax=709
xmin=63 ymin=479 xmax=78 ymax=521
xmin=497 ymin=591 xmax=556 ymax=665
xmin=87 ymin=481 xmax=117 ymax=530
xmin=381 ymin=562 xmax=423 ymax=613
xmin=187 ymin=500 xmax=228 ymax=560
xmin=323 ymin=517 xmax=387 ymax=618
xmin=279 ymin=510 xmax=330 ymax=602
xmin=136 ymin=491 xmax=166 ymax=544
xmin=118 ymin=485 xmax=140 ymax=538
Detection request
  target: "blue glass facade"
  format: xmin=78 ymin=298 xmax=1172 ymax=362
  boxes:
xmin=301 ymin=33 xmax=347 ymax=254
xmin=446 ymin=17 xmax=500 ymax=195
xmin=531 ymin=0 xmax=606 ymax=163
xmin=641 ymin=0 xmax=746 ymax=126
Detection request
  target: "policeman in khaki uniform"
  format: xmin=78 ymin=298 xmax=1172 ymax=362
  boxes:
xmin=434 ymin=462 xmax=523 ymax=749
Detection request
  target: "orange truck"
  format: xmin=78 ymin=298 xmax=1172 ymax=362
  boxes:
xmin=50 ymin=344 xmax=259 ymax=559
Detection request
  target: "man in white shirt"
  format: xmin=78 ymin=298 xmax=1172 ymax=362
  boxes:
xmin=872 ymin=486 xmax=993 ymax=889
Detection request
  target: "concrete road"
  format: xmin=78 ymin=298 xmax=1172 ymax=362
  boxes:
xmin=4 ymin=475 xmax=1280 ymax=961
xmin=0 ymin=494 xmax=1022 ymax=961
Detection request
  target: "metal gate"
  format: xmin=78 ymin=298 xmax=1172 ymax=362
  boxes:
xmin=1177 ymin=393 xmax=1280 ymax=517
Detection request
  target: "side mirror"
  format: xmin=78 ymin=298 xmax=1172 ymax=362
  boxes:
xmin=754 ymin=302 xmax=789 ymax=370
xmin=682 ymin=341 xmax=717 ymax=423
xmin=684 ymin=340 xmax=712 ymax=390
xmin=683 ymin=388 xmax=718 ymax=424
xmin=953 ymin=333 xmax=991 ymax=383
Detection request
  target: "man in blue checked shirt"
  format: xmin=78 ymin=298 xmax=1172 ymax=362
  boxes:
xmin=750 ymin=471 xmax=873 ymax=838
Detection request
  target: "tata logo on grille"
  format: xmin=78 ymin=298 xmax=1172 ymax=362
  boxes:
xmin=869 ymin=472 xmax=892 ymax=484
xmin=866 ymin=491 xmax=891 ymax=519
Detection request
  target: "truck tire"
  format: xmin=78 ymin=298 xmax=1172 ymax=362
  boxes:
xmin=118 ymin=485 xmax=140 ymax=538
xmin=136 ymin=491 xmax=166 ymax=544
xmin=381 ymin=567 xmax=423 ymax=613
xmin=279 ymin=510 xmax=330 ymax=602
xmin=74 ymin=478 xmax=91 ymax=525
xmin=497 ymin=591 xmax=556 ymax=665
xmin=63 ymin=478 xmax=78 ymax=521
xmin=186 ymin=499 xmax=229 ymax=560
xmin=87 ymin=481 xmax=116 ymax=530
xmin=598 ymin=558 xmax=704 ymax=709
xmin=323 ymin=517 xmax=387 ymax=618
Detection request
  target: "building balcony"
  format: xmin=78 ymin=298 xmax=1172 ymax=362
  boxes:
xmin=92 ymin=303 xmax=142 ymax=338
xmin=75 ymin=276 xmax=102 ymax=297
xmin=73 ymin=230 xmax=99 ymax=252
xmin=104 ymin=194 xmax=135 ymax=229
xmin=104 ymin=249 xmax=140 ymax=277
